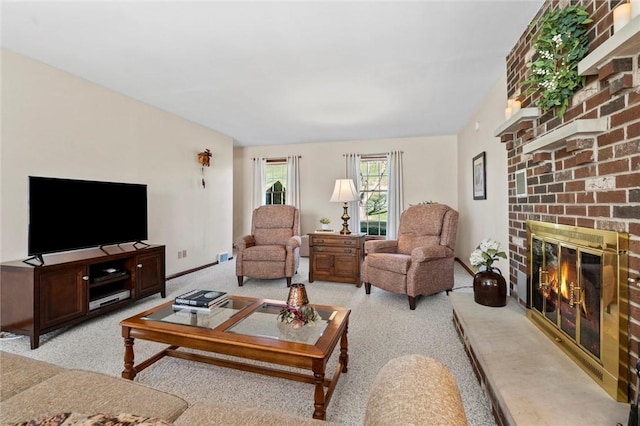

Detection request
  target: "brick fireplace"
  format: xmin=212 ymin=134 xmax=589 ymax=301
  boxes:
xmin=499 ymin=0 xmax=640 ymax=401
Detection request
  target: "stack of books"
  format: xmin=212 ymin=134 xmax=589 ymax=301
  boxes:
xmin=172 ymin=289 xmax=228 ymax=313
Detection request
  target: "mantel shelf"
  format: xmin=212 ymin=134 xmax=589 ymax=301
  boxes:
xmin=493 ymin=108 xmax=540 ymax=137
xmin=522 ymin=118 xmax=608 ymax=154
xmin=578 ymin=15 xmax=640 ymax=76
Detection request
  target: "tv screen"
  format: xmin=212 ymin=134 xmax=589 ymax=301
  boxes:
xmin=28 ymin=176 xmax=148 ymax=256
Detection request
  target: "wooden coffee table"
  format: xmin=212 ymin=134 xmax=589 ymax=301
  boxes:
xmin=119 ymin=295 xmax=350 ymax=420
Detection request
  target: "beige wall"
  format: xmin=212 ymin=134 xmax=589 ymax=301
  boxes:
xmin=1 ymin=47 xmax=510 ymax=277
xmin=1 ymin=49 xmax=234 ymax=275
xmin=233 ymin=135 xmax=458 ymax=246
xmin=456 ymin=74 xmax=510 ymax=275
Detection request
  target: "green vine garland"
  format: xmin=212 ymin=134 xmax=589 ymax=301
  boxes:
xmin=522 ymin=5 xmax=592 ymax=117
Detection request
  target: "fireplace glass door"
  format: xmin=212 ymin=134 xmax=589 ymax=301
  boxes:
xmin=526 ymin=220 xmax=628 ymax=401
xmin=531 ymin=237 xmax=602 ymax=359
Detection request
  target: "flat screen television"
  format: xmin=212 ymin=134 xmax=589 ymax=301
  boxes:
xmin=28 ymin=176 xmax=148 ymax=260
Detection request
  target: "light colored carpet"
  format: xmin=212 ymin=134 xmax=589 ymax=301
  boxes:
xmin=0 ymin=257 xmax=495 ymax=425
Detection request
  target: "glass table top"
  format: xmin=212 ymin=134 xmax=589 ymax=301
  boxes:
xmin=142 ymin=299 xmax=337 ymax=345
xmin=142 ymin=298 xmax=252 ymax=330
xmin=226 ymin=302 xmax=336 ymax=345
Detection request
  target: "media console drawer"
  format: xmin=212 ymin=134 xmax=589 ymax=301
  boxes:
xmin=308 ymin=233 xmax=365 ymax=286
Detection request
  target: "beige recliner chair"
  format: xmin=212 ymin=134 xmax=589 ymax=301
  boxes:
xmin=362 ymin=204 xmax=459 ymax=310
xmin=236 ymin=205 xmax=301 ymax=287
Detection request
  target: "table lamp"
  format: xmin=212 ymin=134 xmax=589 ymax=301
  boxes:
xmin=330 ymin=179 xmax=359 ymax=234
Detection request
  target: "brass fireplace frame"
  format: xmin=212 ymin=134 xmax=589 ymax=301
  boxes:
xmin=526 ymin=220 xmax=629 ymax=402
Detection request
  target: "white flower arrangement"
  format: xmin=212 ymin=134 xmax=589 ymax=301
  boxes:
xmin=469 ymin=238 xmax=507 ymax=272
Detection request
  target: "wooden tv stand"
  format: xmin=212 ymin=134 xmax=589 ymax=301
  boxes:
xmin=0 ymin=244 xmax=165 ymax=349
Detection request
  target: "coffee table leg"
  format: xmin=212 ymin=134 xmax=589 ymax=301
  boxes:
xmin=340 ymin=322 xmax=349 ymax=373
xmin=312 ymin=367 xmax=326 ymax=420
xmin=122 ymin=336 xmax=136 ymax=380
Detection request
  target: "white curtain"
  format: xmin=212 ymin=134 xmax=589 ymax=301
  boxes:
xmin=345 ymin=153 xmax=361 ymax=235
xmin=286 ymin=156 xmax=301 ymax=208
xmin=386 ymin=151 xmax=404 ymax=240
xmin=251 ymin=157 xmax=266 ymax=210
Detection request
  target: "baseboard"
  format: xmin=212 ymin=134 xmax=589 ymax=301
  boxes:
xmin=166 ymin=257 xmax=234 ymax=281
xmin=455 ymin=257 xmax=474 ymax=276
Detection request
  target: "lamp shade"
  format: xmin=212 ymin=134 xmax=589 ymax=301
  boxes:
xmin=330 ymin=179 xmax=359 ymax=203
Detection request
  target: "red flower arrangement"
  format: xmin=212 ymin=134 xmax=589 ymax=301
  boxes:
xmin=277 ymin=305 xmax=320 ymax=329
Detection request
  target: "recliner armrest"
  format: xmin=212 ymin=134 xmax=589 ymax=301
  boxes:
xmin=286 ymin=235 xmax=302 ymax=249
xmin=236 ymin=235 xmax=256 ymax=250
xmin=411 ymin=245 xmax=453 ymax=262
xmin=365 ymin=239 xmax=398 ymax=254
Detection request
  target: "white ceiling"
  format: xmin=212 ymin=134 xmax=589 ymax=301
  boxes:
xmin=1 ymin=1 xmax=544 ymax=147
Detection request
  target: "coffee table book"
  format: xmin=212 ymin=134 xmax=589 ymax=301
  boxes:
xmin=174 ymin=289 xmax=226 ymax=307
xmin=171 ymin=298 xmax=228 ymax=313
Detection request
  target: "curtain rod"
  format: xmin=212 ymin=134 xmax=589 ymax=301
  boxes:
xmin=342 ymin=152 xmax=403 ymax=157
xmin=252 ymin=156 xmax=302 ymax=161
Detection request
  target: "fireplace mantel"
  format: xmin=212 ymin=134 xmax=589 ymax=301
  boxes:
xmin=493 ymin=107 xmax=540 ymax=137
xmin=578 ymin=15 xmax=640 ymax=75
xmin=522 ymin=118 xmax=608 ymax=154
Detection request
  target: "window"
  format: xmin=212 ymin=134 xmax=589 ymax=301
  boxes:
xmin=265 ymin=160 xmax=287 ymax=205
xmin=359 ymin=156 xmax=388 ymax=236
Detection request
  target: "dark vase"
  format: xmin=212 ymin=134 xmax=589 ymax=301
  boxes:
xmin=473 ymin=267 xmax=507 ymax=307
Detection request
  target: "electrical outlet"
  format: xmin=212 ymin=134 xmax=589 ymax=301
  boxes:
xmin=178 ymin=251 xmax=183 ymax=259
xmin=182 ymin=250 xmax=187 ymax=258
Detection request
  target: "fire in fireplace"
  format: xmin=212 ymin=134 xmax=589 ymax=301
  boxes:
xmin=527 ymin=221 xmax=629 ymax=402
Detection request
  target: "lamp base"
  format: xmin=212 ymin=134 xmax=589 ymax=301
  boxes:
xmin=340 ymin=202 xmax=351 ymax=235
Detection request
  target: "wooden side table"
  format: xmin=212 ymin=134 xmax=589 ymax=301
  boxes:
xmin=308 ymin=233 xmax=365 ymax=286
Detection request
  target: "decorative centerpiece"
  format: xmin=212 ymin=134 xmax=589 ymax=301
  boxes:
xmin=277 ymin=283 xmax=320 ymax=332
xmin=278 ymin=304 xmax=320 ymax=329
xmin=470 ymin=238 xmax=508 ymax=307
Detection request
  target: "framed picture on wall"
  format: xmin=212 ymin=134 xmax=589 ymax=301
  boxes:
xmin=473 ymin=152 xmax=486 ymax=200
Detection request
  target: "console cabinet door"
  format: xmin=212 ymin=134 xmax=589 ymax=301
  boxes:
xmin=135 ymin=249 xmax=165 ymax=298
xmin=334 ymin=253 xmax=357 ymax=278
xmin=38 ymin=266 xmax=87 ymax=329
xmin=311 ymin=252 xmax=334 ymax=280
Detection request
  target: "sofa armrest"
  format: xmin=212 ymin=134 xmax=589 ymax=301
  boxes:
xmin=364 ymin=355 xmax=468 ymax=426
xmin=365 ymin=239 xmax=398 ymax=254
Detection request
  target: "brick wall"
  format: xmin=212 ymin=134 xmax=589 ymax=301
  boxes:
xmin=503 ymin=0 xmax=640 ymax=398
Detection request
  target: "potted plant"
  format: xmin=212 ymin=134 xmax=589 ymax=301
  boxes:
xmin=470 ymin=238 xmax=508 ymax=307
xmin=319 ymin=217 xmax=331 ymax=231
